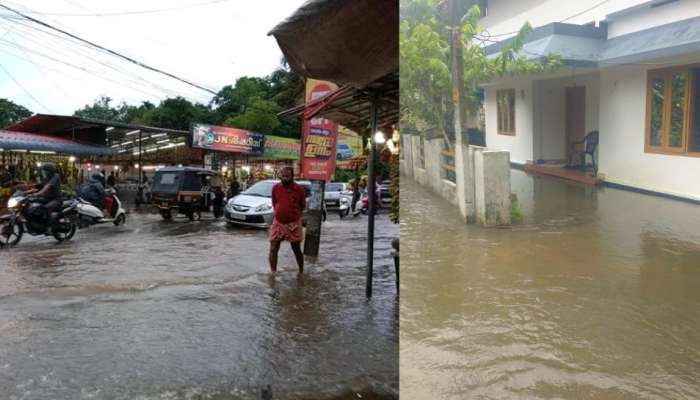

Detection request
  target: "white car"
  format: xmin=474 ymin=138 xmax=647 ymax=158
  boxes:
xmin=225 ymin=179 xmax=312 ymax=228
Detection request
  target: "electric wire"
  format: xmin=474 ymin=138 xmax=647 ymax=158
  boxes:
xmin=0 ymin=61 xmax=51 ymax=112
xmin=0 ymin=2 xmax=219 ymax=95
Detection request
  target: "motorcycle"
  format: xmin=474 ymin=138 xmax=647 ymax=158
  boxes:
xmin=75 ymin=187 xmax=127 ymax=228
xmin=353 ymin=189 xmax=381 ymax=217
xmin=0 ymin=191 xmax=79 ymax=246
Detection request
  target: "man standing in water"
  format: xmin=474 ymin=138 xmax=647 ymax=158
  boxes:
xmin=269 ymin=167 xmax=305 ymax=274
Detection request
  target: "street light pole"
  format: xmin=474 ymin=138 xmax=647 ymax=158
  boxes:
xmin=366 ymin=93 xmax=379 ymax=298
xmin=138 ymin=131 xmax=143 ymax=184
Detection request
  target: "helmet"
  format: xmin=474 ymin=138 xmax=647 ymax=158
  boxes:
xmin=40 ymin=162 xmax=57 ymax=174
xmin=91 ymin=172 xmax=104 ymax=180
xmin=39 ymin=162 xmax=57 ymax=181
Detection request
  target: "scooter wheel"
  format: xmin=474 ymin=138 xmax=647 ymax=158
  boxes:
xmin=114 ymin=214 xmax=126 ymax=226
xmin=160 ymin=210 xmax=172 ymax=220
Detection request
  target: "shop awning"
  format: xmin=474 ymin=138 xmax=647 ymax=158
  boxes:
xmin=5 ymin=114 xmax=189 ymax=157
xmin=268 ymin=0 xmax=398 ymax=88
xmin=278 ymin=72 xmax=398 ymax=136
xmin=0 ymin=130 xmax=116 ymax=156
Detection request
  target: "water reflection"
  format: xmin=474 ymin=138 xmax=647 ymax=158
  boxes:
xmin=0 ymin=212 xmax=398 ymax=399
xmin=401 ymin=170 xmax=700 ymax=399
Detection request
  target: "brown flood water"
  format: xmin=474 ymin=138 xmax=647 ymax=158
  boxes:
xmin=400 ymin=170 xmax=700 ymax=399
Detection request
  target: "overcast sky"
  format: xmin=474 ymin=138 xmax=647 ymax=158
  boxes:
xmin=0 ymin=0 xmax=307 ymax=115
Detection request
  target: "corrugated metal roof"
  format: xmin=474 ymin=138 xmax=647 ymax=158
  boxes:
xmin=0 ymin=130 xmax=116 ymax=156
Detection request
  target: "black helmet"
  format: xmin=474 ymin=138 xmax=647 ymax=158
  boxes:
xmin=91 ymin=172 xmax=103 ymax=181
xmin=39 ymin=162 xmax=57 ymax=181
xmin=40 ymin=162 xmax=57 ymax=174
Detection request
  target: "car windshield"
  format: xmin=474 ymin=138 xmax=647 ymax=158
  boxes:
xmin=152 ymin=172 xmax=180 ymax=193
xmin=326 ymin=183 xmax=344 ymax=192
xmin=242 ymin=181 xmax=276 ymax=197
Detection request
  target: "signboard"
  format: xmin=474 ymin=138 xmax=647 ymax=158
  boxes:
xmin=300 ymin=79 xmax=338 ymax=181
xmin=335 ymin=126 xmax=364 ymax=170
xmin=191 ymin=123 xmax=264 ymax=155
xmin=263 ymin=135 xmax=300 ymax=160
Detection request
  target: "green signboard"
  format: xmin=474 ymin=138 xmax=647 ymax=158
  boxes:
xmin=263 ymin=135 xmax=301 ymax=160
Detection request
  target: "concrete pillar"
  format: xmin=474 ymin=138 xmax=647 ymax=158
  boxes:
xmin=454 ymin=133 xmax=468 ymax=223
xmin=474 ymin=149 xmax=511 ymax=227
xmin=465 ymin=145 xmax=479 ymax=222
xmin=401 ymin=134 xmax=414 ymax=178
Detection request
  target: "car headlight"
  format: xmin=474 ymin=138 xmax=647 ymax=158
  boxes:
xmin=7 ymin=198 xmax=18 ymax=208
xmin=255 ymin=204 xmax=272 ymax=212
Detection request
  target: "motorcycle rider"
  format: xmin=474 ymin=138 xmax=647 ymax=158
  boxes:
xmin=29 ymin=162 xmax=63 ymax=221
xmin=80 ymin=172 xmax=106 ymax=210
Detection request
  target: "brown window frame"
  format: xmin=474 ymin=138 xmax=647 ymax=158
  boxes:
xmin=645 ymin=63 xmax=700 ymax=157
xmin=496 ymin=89 xmax=516 ymax=136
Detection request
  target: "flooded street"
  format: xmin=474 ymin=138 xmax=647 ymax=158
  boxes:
xmin=401 ymin=171 xmax=700 ymax=399
xmin=0 ymin=210 xmax=398 ymax=399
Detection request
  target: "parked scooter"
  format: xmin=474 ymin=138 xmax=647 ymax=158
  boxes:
xmin=0 ymin=191 xmax=79 ymax=246
xmin=337 ymin=192 xmax=352 ymax=218
xmin=352 ymin=189 xmax=381 ymax=217
xmin=75 ymin=187 xmax=127 ymax=228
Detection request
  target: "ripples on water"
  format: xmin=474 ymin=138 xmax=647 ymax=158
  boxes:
xmin=0 ymin=211 xmax=399 ymax=399
xmin=401 ymin=171 xmax=700 ymax=399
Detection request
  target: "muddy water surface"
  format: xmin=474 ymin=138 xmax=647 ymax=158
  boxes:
xmin=0 ymin=210 xmax=398 ymax=399
xmin=401 ymin=171 xmax=700 ymax=399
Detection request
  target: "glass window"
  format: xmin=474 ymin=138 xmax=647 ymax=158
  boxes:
xmin=649 ymin=76 xmax=665 ymax=147
xmin=152 ymin=172 xmax=180 ymax=193
xmin=497 ymin=89 xmax=515 ymax=135
xmin=326 ymin=183 xmax=345 ymax=192
xmin=243 ymin=181 xmax=275 ymax=197
xmin=669 ymin=73 xmax=687 ymax=148
xmin=690 ymin=68 xmax=700 ymax=152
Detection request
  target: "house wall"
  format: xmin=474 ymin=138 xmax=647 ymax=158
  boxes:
xmin=484 ymin=79 xmax=535 ymax=164
xmin=480 ymin=0 xmax=695 ymax=39
xmin=607 ymin=0 xmax=700 ymax=38
xmin=533 ymin=73 xmax=600 ymax=161
xmin=480 ymin=0 xmax=609 ymax=37
xmin=598 ymin=57 xmax=700 ymax=201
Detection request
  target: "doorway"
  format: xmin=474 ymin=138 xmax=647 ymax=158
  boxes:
xmin=565 ymin=86 xmax=586 ymax=164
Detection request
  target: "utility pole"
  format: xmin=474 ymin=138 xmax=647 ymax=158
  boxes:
xmin=366 ymin=93 xmax=379 ymax=298
xmin=303 ymin=179 xmax=325 ymax=257
xmin=448 ymin=0 xmax=470 ymax=221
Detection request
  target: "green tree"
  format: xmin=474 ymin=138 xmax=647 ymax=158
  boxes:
xmin=400 ymin=0 xmax=560 ymax=144
xmin=142 ymin=97 xmax=212 ymax=130
xmin=211 ymin=77 xmax=270 ymax=123
xmin=223 ymin=97 xmax=281 ymax=133
xmin=73 ymin=95 xmax=121 ymax=121
xmin=0 ymin=98 xmax=32 ymax=128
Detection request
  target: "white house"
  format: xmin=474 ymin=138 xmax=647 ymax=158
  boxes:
xmin=478 ymin=0 xmax=700 ymax=201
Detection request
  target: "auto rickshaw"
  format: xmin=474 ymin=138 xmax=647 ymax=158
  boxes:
xmin=150 ymin=167 xmax=220 ymax=221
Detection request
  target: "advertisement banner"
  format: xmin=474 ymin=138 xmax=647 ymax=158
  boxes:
xmin=191 ymin=123 xmax=264 ymax=155
xmin=301 ymin=79 xmax=338 ymax=181
xmin=263 ymin=135 xmax=301 ymax=160
xmin=335 ymin=126 xmax=364 ymax=170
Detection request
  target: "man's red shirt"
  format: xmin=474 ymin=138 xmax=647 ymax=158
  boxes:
xmin=271 ymin=182 xmax=306 ymax=223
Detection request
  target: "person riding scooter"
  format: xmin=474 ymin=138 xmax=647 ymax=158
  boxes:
xmin=80 ymin=173 xmax=106 ymax=210
xmin=27 ymin=162 xmax=63 ymax=222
